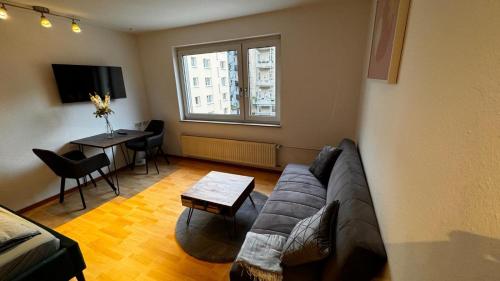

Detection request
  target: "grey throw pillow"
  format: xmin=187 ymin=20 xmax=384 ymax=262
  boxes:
xmin=309 ymin=146 xmax=342 ymax=186
xmin=281 ymin=201 xmax=339 ymax=266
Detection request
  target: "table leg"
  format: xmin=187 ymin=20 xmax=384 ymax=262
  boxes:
xmin=103 ymin=148 xmax=114 ymax=186
xmin=110 ymin=146 xmax=120 ymax=195
xmin=78 ymin=145 xmax=88 ymax=186
xmin=119 ymin=143 xmax=130 ymax=167
xmin=249 ymin=194 xmax=256 ymax=209
xmin=186 ymin=208 xmax=194 ymax=225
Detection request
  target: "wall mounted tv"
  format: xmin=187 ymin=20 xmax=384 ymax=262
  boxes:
xmin=52 ymin=64 xmax=126 ymax=103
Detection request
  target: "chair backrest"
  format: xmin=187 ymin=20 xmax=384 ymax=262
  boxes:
xmin=33 ymin=149 xmax=71 ymax=177
xmin=145 ymin=120 xmax=164 ymax=135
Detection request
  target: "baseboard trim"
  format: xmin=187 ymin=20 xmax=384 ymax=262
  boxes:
xmin=18 ymin=166 xmax=128 ymax=214
xmin=18 ymin=155 xmax=281 ymax=214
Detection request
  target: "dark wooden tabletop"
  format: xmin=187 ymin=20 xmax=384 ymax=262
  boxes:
xmin=181 ymin=171 xmax=255 ymax=208
xmin=70 ymin=129 xmax=153 ymax=148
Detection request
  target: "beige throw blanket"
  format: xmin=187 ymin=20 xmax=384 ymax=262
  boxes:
xmin=235 ymin=232 xmax=287 ymax=281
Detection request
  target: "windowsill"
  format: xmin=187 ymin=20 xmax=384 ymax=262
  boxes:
xmin=180 ymin=119 xmax=281 ymax=128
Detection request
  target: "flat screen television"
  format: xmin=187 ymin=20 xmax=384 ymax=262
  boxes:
xmin=52 ymin=64 xmax=126 ymax=103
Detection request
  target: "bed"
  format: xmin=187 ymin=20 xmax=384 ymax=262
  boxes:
xmin=0 ymin=206 xmax=86 ymax=281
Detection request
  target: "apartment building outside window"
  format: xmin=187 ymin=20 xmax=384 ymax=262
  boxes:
xmin=191 ymin=57 xmax=197 ymax=67
xmin=203 ymin=58 xmax=211 ymax=69
xmin=194 ymin=96 xmax=200 ymax=105
xmin=192 ymin=77 xmax=199 ymax=87
xmin=176 ymin=35 xmax=280 ymax=124
xmin=205 ymin=77 xmax=212 ymax=87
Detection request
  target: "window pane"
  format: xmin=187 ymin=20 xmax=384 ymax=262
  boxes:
xmin=182 ymin=51 xmax=240 ymax=115
xmin=247 ymin=47 xmax=276 ymax=117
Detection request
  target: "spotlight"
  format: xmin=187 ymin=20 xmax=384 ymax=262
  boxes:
xmin=0 ymin=4 xmax=8 ymax=20
xmin=40 ymin=13 xmax=51 ymax=28
xmin=71 ymin=19 xmax=81 ymax=33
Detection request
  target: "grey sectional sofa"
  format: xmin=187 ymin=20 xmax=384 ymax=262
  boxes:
xmin=230 ymin=138 xmax=386 ymax=281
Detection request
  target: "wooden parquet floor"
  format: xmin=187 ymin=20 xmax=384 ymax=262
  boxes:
xmin=23 ymin=157 xmax=280 ymax=281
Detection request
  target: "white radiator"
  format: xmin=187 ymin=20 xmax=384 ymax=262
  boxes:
xmin=181 ymin=135 xmax=277 ymax=168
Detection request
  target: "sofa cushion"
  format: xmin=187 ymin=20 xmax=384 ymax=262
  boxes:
xmin=281 ymin=201 xmax=339 ymax=266
xmin=322 ymin=139 xmax=387 ymax=281
xmin=251 ymin=164 xmax=326 ymax=238
xmin=309 ymin=146 xmax=342 ymax=186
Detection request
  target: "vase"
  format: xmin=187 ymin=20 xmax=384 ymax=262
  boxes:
xmin=104 ymin=116 xmax=114 ymax=138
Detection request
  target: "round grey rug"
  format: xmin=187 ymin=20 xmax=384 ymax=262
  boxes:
xmin=175 ymin=191 xmax=267 ymax=263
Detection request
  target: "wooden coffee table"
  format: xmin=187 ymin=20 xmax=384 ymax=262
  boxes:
xmin=181 ymin=171 xmax=256 ymax=234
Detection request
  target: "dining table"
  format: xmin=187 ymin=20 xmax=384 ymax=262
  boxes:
xmin=70 ymin=129 xmax=153 ymax=193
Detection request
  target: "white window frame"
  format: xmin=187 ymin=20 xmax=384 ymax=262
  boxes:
xmin=203 ymin=58 xmax=211 ymax=69
xmin=175 ymin=35 xmax=280 ymax=125
xmin=243 ymin=37 xmax=281 ymax=124
xmin=206 ymin=94 xmax=214 ymax=104
xmin=205 ymin=77 xmax=212 ymax=87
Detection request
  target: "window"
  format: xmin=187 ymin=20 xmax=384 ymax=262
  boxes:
xmin=247 ymin=46 xmax=278 ymax=118
xmin=203 ymin=58 xmax=211 ymax=69
xmin=191 ymin=57 xmax=197 ymax=67
xmin=192 ymin=77 xmax=199 ymax=87
xmin=176 ymin=35 xmax=280 ymax=124
xmin=205 ymin=77 xmax=212 ymax=87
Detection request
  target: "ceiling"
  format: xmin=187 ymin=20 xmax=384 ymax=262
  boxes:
xmin=9 ymin=0 xmax=324 ymax=32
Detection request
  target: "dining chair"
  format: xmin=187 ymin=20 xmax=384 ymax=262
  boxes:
xmin=126 ymin=120 xmax=169 ymax=174
xmin=33 ymin=149 xmax=117 ymax=209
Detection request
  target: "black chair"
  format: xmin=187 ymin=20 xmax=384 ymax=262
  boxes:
xmin=126 ymin=120 xmax=169 ymax=174
xmin=33 ymin=149 xmax=117 ymax=209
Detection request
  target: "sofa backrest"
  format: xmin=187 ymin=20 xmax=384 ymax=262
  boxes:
xmin=322 ymin=139 xmax=387 ymax=281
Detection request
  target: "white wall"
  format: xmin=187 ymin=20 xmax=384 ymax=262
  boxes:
xmin=137 ymin=0 xmax=372 ymax=168
xmin=358 ymin=0 xmax=500 ymax=280
xmin=0 ymin=9 xmax=150 ymax=210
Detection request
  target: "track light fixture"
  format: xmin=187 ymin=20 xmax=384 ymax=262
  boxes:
xmin=33 ymin=6 xmax=52 ymax=28
xmin=40 ymin=13 xmax=51 ymax=28
xmin=71 ymin=19 xmax=81 ymax=33
xmin=0 ymin=3 xmax=7 ymax=20
xmin=0 ymin=1 xmax=82 ymax=33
